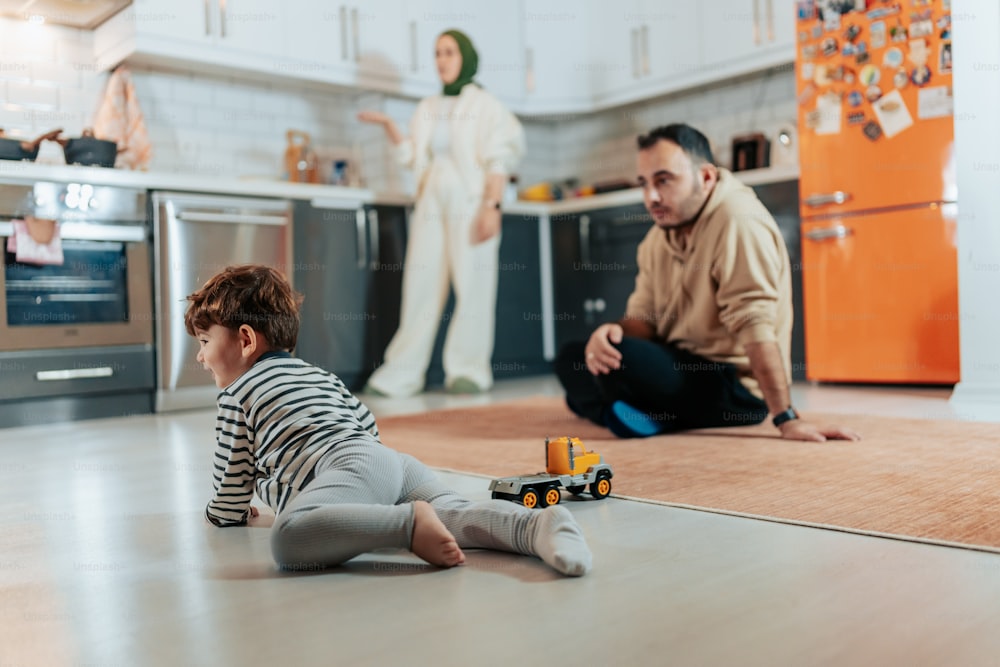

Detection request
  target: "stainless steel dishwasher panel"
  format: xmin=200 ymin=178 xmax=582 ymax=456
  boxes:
xmin=153 ymin=192 xmax=292 ymax=412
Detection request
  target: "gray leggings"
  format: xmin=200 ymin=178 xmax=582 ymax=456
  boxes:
xmin=270 ymin=440 xmax=539 ymax=569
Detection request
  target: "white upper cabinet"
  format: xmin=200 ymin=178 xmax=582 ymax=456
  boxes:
xmin=519 ymin=0 xmax=591 ymax=114
xmin=93 ymin=1 xmax=796 ymax=115
xmin=403 ymin=1 xmax=524 ymax=103
xmin=589 ymin=1 xmax=703 ymax=108
xmin=697 ymin=0 xmax=796 ymax=79
xmin=95 ymin=0 xmax=287 ymax=70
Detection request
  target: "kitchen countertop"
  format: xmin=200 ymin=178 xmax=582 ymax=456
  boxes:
xmin=0 ymin=160 xmax=373 ymax=207
xmin=0 ymin=160 xmax=798 ymax=215
xmin=376 ymin=163 xmax=800 ymax=216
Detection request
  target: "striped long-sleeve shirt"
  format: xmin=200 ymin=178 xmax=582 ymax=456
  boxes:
xmin=206 ymin=351 xmax=379 ymax=527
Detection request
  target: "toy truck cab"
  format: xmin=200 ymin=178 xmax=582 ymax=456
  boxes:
xmin=488 ymin=436 xmax=614 ymax=508
xmin=546 ymin=436 xmax=600 ymax=476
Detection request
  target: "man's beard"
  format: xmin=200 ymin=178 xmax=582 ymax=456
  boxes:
xmin=651 ymin=182 xmax=708 ymax=230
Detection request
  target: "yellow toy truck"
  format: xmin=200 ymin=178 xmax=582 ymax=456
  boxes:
xmin=488 ymin=436 xmax=614 ymax=508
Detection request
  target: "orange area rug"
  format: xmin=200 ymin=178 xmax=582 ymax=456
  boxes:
xmin=377 ymin=396 xmax=1000 ymax=552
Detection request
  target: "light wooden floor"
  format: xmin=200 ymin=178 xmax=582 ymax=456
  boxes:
xmin=3 ymin=377 xmax=1000 ymax=667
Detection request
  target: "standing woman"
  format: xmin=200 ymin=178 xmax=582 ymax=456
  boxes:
xmin=358 ymin=30 xmax=525 ymax=397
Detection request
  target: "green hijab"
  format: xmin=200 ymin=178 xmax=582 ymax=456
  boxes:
xmin=441 ymin=29 xmax=479 ymax=96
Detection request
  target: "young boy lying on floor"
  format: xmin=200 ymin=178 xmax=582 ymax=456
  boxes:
xmin=185 ymin=264 xmax=592 ymax=576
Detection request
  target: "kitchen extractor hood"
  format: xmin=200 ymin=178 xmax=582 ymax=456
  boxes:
xmin=0 ymin=0 xmax=131 ymax=29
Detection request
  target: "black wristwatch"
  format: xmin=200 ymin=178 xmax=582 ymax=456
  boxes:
xmin=772 ymin=407 xmax=799 ymax=428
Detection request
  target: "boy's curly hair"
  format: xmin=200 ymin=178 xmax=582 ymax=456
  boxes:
xmin=184 ymin=265 xmax=303 ymax=351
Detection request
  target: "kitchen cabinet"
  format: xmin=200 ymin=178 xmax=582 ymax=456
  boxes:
xmin=293 ymin=200 xmax=406 ymax=389
xmin=94 ymin=0 xmax=287 ymax=72
xmin=549 ymin=205 xmax=650 ymax=351
xmin=519 ymin=0 xmax=591 ymax=114
xmin=404 ymin=0 xmax=524 ymax=102
xmin=697 ymin=0 xmax=795 ymax=81
xmin=751 ymin=179 xmax=806 ymax=380
xmin=589 ymin=2 xmax=703 ymax=108
xmin=424 ymin=211 xmax=550 ymax=385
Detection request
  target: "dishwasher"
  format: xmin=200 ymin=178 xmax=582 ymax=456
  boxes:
xmin=152 ymin=192 xmax=292 ymax=412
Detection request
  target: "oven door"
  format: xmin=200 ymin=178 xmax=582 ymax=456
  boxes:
xmin=0 ymin=223 xmax=153 ymax=351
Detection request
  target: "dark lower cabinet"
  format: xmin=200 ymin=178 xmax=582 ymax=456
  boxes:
xmin=550 ymin=186 xmax=805 ymax=380
xmin=425 ymin=212 xmax=548 ymax=386
xmin=295 ymin=203 xmax=545 ymax=391
xmin=550 ymin=205 xmax=650 ymax=351
xmin=751 ymin=180 xmax=806 ymax=380
xmin=293 ymin=203 xmax=406 ymax=389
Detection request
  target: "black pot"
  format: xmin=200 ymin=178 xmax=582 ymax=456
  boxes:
xmin=0 ymin=137 xmax=39 ymax=161
xmin=0 ymin=128 xmax=61 ymax=162
xmin=59 ymin=129 xmax=118 ymax=168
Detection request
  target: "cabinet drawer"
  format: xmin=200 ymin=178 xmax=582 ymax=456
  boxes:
xmin=0 ymin=345 xmax=155 ymax=401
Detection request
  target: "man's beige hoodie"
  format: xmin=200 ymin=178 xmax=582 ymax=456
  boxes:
xmin=624 ymin=169 xmax=793 ymax=398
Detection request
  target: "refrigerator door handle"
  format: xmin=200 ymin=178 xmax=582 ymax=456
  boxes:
xmin=803 ymin=191 xmax=851 ymax=207
xmin=804 ymin=225 xmax=853 ymax=242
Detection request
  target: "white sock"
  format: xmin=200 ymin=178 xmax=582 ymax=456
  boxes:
xmin=532 ymin=506 xmax=592 ymax=576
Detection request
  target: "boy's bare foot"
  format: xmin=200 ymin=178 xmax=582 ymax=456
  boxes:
xmin=411 ymin=501 xmax=465 ymax=567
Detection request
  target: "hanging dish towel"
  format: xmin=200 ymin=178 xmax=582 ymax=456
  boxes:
xmin=5 ymin=218 xmax=64 ymax=266
xmin=92 ymin=65 xmax=153 ymax=170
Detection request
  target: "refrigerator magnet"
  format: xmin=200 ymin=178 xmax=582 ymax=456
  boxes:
xmin=917 ymin=86 xmax=954 ymax=120
xmin=862 ymin=120 xmax=883 ymax=141
xmin=821 ymin=37 xmax=839 ymax=57
xmin=940 ymin=43 xmax=953 ymax=74
xmin=801 ymin=62 xmax=816 ymax=81
xmin=911 ymin=65 xmax=931 ymax=87
xmin=908 ymin=39 xmax=930 ymax=66
xmin=865 ymin=85 xmax=883 ymax=103
xmin=847 ymin=111 xmax=866 ymax=125
xmin=870 ymin=20 xmax=887 ymax=49
xmin=859 ymin=64 xmax=880 ymax=86
xmin=844 ymin=24 xmax=862 ymax=43
xmin=814 ymin=64 xmax=833 ymax=86
xmin=872 ymin=89 xmax=914 ymax=138
xmin=893 ymin=68 xmax=909 ymax=90
xmin=909 ymin=20 xmax=934 ymax=39
xmin=883 ymin=47 xmax=904 ymax=69
xmin=848 ymin=90 xmax=863 ymax=107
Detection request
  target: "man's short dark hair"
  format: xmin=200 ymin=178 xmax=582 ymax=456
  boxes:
xmin=637 ymin=124 xmax=716 ymax=166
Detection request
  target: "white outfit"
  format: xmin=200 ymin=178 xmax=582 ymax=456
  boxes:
xmin=367 ymin=84 xmax=525 ymax=397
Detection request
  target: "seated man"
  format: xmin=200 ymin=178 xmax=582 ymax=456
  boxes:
xmin=556 ymin=123 xmax=859 ymax=443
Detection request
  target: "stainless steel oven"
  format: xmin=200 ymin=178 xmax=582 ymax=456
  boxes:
xmin=0 ymin=181 xmax=155 ymax=428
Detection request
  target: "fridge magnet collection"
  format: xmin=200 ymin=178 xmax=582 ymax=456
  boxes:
xmin=796 ymin=0 xmax=953 ymax=141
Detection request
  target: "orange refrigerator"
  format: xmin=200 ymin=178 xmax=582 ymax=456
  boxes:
xmin=794 ymin=0 xmax=959 ymax=384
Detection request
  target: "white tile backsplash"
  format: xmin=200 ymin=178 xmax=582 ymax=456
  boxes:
xmin=0 ymin=17 xmax=794 ymax=193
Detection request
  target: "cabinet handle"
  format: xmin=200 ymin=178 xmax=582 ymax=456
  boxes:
xmin=525 ymin=46 xmax=535 ymax=94
xmin=803 ymin=191 xmax=851 ymax=207
xmin=367 ymin=209 xmax=380 ymax=270
xmin=219 ymin=0 xmax=227 ymax=38
xmin=579 ymin=215 xmax=591 ymax=266
xmin=351 ymin=7 xmax=360 ymax=63
xmin=630 ymin=28 xmax=640 ymax=79
xmin=753 ymin=0 xmax=761 ymax=45
xmin=204 ymin=0 xmax=211 ymax=36
xmin=640 ymin=25 xmax=650 ymax=76
xmin=340 ymin=6 xmax=348 ymax=61
xmin=355 ymin=208 xmax=368 ymax=269
xmin=805 ymin=225 xmax=853 ymax=242
xmin=410 ymin=21 xmax=418 ymax=72
xmin=36 ymin=367 xmax=114 ymax=381
xmin=766 ymin=0 xmax=775 ymax=42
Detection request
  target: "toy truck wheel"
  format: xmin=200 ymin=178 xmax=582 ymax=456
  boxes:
xmin=590 ymin=471 xmax=612 ymax=500
xmin=566 ymin=485 xmax=586 ymax=496
xmin=543 ymin=485 xmax=561 ymax=507
xmin=519 ymin=487 xmax=541 ymax=509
